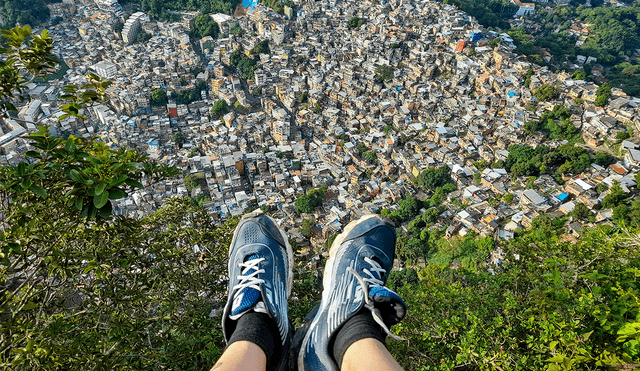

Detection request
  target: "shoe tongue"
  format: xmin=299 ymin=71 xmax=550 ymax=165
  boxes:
xmin=230 ymin=254 xmax=266 ymax=320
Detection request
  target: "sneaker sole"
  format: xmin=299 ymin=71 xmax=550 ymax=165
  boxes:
xmin=228 ymin=208 xmax=294 ymax=295
xmin=296 ymin=214 xmax=389 ymax=371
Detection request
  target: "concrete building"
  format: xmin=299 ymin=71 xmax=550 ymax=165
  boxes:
xmin=18 ymin=99 xmax=42 ymax=123
xmin=93 ymin=60 xmax=117 ymax=78
xmin=122 ymin=12 xmax=145 ymax=44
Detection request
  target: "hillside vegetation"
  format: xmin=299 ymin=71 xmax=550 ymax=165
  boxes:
xmin=2 ymin=130 xmax=639 ymax=370
xmin=0 ymin=0 xmax=52 ymax=29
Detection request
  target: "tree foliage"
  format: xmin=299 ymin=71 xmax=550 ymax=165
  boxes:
xmin=136 ymin=0 xmax=240 ymax=21
xmin=442 ymin=0 xmax=516 ymax=29
xmin=259 ymin=0 xmax=294 ymax=14
xmin=150 ymin=88 xmax=167 ymax=107
xmin=389 ymin=221 xmax=640 ymax=370
xmin=134 ymin=31 xmax=152 ymax=44
xmin=229 ymin=49 xmax=258 ymax=80
xmin=0 ymin=26 xmax=57 ymax=115
xmin=602 ymin=182 xmax=628 ymax=209
xmin=416 ymin=165 xmax=453 ymax=191
xmin=0 ymin=0 xmax=51 ymax=29
xmin=211 ymin=99 xmax=228 ymax=117
xmin=387 ymin=268 xmax=419 ymax=290
xmin=251 ymin=40 xmax=270 ymax=55
xmin=299 ymin=218 xmax=315 ymax=239
xmin=505 ymin=143 xmax=592 ymax=179
xmin=113 ymin=21 xmax=124 ymax=33
xmin=347 ymin=17 xmax=366 ymax=28
xmin=374 ymin=65 xmax=394 ymax=82
xmin=507 ymin=4 xmax=640 ymax=95
xmin=191 ymin=13 xmax=219 ymax=39
xmin=533 ymin=84 xmax=559 ymax=101
xmin=520 ymin=104 xmax=583 ymax=141
xmin=174 ymin=88 xmax=201 ymax=105
xmin=295 ymin=185 xmax=327 ymax=214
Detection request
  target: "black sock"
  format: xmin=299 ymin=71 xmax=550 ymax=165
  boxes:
xmin=331 ymin=311 xmax=387 ymax=367
xmin=227 ymin=312 xmax=282 ymax=369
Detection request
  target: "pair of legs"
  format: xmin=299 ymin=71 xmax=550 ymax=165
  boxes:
xmin=212 ymin=338 xmax=401 ymax=371
xmin=212 ymin=212 xmax=406 ymax=371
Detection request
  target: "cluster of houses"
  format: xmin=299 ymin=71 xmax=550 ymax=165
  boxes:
xmin=1 ymin=0 xmax=639 ymax=254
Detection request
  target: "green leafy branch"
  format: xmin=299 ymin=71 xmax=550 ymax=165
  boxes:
xmin=0 ymin=25 xmax=57 ymax=115
xmin=0 ymin=126 xmax=179 ymax=221
xmin=58 ymin=72 xmax=112 ymax=121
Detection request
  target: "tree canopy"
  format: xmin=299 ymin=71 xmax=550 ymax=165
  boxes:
xmin=533 ymin=84 xmax=559 ymax=102
xmin=135 ymin=0 xmax=241 ymax=21
xmin=295 ymin=185 xmax=327 ymax=214
xmin=440 ymin=0 xmax=516 ymax=29
xmin=150 ymin=89 xmax=167 ymax=106
xmin=0 ymin=0 xmax=51 ymax=29
xmin=348 ymin=17 xmax=366 ymax=28
xmin=229 ymin=49 xmax=259 ymax=80
xmin=504 ymin=142 xmax=592 ymax=179
xmin=211 ymin=99 xmax=228 ymax=117
xmin=415 ymin=165 xmax=454 ymax=191
xmin=374 ymin=65 xmax=395 ymax=82
xmin=191 ymin=13 xmax=219 ymax=39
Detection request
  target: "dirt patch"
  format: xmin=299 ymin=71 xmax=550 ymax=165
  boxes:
xmin=234 ymin=4 xmax=247 ymax=17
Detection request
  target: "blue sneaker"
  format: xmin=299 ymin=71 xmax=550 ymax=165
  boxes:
xmin=297 ymin=214 xmax=407 ymax=371
xmin=222 ymin=210 xmax=294 ymax=370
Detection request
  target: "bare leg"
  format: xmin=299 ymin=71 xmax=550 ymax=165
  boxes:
xmin=210 ymin=341 xmax=267 ymax=371
xmin=340 ymin=338 xmax=404 ymax=371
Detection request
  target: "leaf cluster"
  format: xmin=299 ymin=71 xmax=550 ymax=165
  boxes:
xmin=58 ymin=73 xmax=112 ymax=121
xmin=211 ymin=99 xmax=228 ymax=117
xmin=533 ymin=83 xmax=559 ymax=102
xmin=0 ymin=127 xmax=179 ymax=221
xmin=0 ymin=0 xmax=50 ymax=29
xmin=0 ymin=26 xmax=57 ymax=115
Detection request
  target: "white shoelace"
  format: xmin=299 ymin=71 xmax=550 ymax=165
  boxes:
xmin=347 ymin=257 xmax=404 ymax=341
xmin=234 ymin=257 xmax=266 ymax=292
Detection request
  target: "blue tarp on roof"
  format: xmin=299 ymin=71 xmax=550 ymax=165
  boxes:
xmin=557 ymin=192 xmax=569 ymax=201
xmin=242 ymin=0 xmax=258 ymax=8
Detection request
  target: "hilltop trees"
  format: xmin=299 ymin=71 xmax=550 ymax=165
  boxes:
xmin=138 ymin=0 xmax=240 ymax=21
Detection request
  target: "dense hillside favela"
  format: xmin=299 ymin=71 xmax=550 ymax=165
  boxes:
xmin=3 ymin=0 xmax=640 ymax=370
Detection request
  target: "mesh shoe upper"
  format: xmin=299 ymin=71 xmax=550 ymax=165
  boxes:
xmin=297 ymin=215 xmax=407 ymax=371
xmin=222 ymin=211 xmax=293 ymax=367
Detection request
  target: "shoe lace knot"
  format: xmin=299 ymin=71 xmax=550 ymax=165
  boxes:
xmin=347 ymin=257 xmax=404 ymax=341
xmin=234 ymin=257 xmax=266 ymax=292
